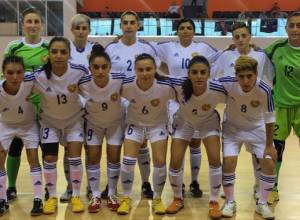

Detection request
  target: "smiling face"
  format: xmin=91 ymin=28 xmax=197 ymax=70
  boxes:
xmin=3 ymin=62 xmax=25 ymax=91
xmin=236 ymin=70 xmax=257 ymax=93
xmin=121 ymin=14 xmax=139 ymax=38
xmin=286 ymin=15 xmax=300 ymax=47
xmin=22 ymin=12 xmax=42 ymax=39
xmin=135 ymin=58 xmax=156 ymax=86
xmin=177 ymin=21 xmax=195 ymax=45
xmin=188 ymin=62 xmax=210 ymax=88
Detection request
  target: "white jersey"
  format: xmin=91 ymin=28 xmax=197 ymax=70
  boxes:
xmin=219 ymin=77 xmax=275 ymax=130
xmin=79 ymin=72 xmax=125 ymax=128
xmin=155 ymin=40 xmax=220 ymax=78
xmin=0 ymin=74 xmax=35 ymax=125
xmin=211 ymin=48 xmax=274 ymax=84
xmin=122 ymin=75 xmax=175 ymax=126
xmin=34 ymin=63 xmax=89 ymax=129
xmin=105 ymin=39 xmax=160 ymax=77
xmin=70 ymin=41 xmax=97 ymax=68
xmin=170 ymin=77 xmax=226 ymax=127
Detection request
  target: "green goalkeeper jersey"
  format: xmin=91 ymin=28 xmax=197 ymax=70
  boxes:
xmin=265 ymin=39 xmax=300 ymax=108
xmin=4 ymin=38 xmax=49 ymax=73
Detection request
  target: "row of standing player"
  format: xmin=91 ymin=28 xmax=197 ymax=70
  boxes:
xmin=2 ymin=7 xmax=300 ymax=220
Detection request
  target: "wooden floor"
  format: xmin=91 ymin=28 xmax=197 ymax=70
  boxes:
xmin=2 ymin=134 xmax=300 ymax=220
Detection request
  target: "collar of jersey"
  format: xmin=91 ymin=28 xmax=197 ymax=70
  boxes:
xmin=237 ymin=78 xmax=259 ymax=96
xmin=21 ymin=37 xmax=45 ymax=48
xmin=135 ymin=78 xmax=156 ymax=94
xmin=91 ymin=74 xmax=111 ymax=91
xmin=0 ymin=80 xmax=24 ymax=99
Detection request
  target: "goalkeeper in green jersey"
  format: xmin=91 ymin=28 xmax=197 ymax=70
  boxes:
xmin=4 ymin=7 xmax=48 ymax=202
xmin=265 ymin=11 xmax=300 ymax=204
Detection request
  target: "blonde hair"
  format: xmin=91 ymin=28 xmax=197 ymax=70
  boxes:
xmin=71 ymin=13 xmax=91 ymax=29
xmin=235 ymin=55 xmax=258 ymax=74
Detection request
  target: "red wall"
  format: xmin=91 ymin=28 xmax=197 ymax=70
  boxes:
xmin=81 ymin=0 xmax=181 ymax=12
xmin=207 ymin=0 xmax=300 ymax=17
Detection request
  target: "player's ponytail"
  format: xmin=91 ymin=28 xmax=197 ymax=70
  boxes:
xmin=182 ymin=55 xmax=210 ymax=102
xmin=89 ymin=44 xmax=109 ymax=64
xmin=43 ymin=37 xmax=70 ymax=79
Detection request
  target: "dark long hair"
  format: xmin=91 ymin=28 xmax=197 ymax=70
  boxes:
xmin=182 ymin=55 xmax=210 ymax=102
xmin=89 ymin=44 xmax=109 ymax=64
xmin=2 ymin=56 xmax=25 ymax=73
xmin=42 ymin=37 xmax=70 ymax=79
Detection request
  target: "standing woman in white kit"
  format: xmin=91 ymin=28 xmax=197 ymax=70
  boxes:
xmin=105 ymin=11 xmax=161 ymax=199
xmin=155 ymin=18 xmax=220 ymax=197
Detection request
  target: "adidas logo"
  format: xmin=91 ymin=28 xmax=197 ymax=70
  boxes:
xmin=123 ymin=180 xmax=133 ymax=184
xmin=213 ymin=184 xmax=221 ymax=189
xmin=230 ymin=63 xmax=234 ymax=67
xmin=34 ymin=181 xmax=42 ymax=186
xmin=72 ymin=180 xmax=80 ymax=184
xmin=159 ymin=131 xmax=165 ymax=136
xmin=115 ymin=56 xmax=121 ymax=60
xmin=89 ymin=177 xmax=98 ymax=181
xmin=46 ymin=87 xmax=52 ymax=92
xmin=173 ymin=53 xmax=179 ymax=57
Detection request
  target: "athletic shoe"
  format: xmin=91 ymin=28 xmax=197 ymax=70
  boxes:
xmin=117 ymin=197 xmax=132 ymax=215
xmin=166 ymin=197 xmax=184 ymax=214
xmin=152 ymin=198 xmax=166 ymax=215
xmin=88 ymin=197 xmax=101 ymax=213
xmin=101 ymin=184 xmax=108 ymax=199
xmin=141 ymin=182 xmax=153 ymax=199
xmin=71 ymin=196 xmax=84 ymax=213
xmin=43 ymin=197 xmax=58 ymax=214
xmin=107 ymin=195 xmax=119 ymax=211
xmin=267 ymin=190 xmax=279 ymax=205
xmin=256 ymin=203 xmax=275 ymax=219
xmin=6 ymin=187 xmax=17 ymax=202
xmin=221 ymin=201 xmax=236 ymax=217
xmin=60 ymin=189 xmax=72 ymax=203
xmin=189 ymin=180 xmax=203 ymax=198
xmin=209 ymin=200 xmax=222 ymax=219
xmin=30 ymin=198 xmax=43 ymax=216
xmin=0 ymin=199 xmax=9 ymax=217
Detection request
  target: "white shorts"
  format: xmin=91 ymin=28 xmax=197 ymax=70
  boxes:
xmin=125 ymin=123 xmax=168 ymax=144
xmin=40 ymin=119 xmax=84 ymax=144
xmin=222 ymin=123 xmax=266 ymax=159
xmin=85 ymin=121 xmax=124 ymax=146
xmin=0 ymin=122 xmax=39 ymax=150
xmin=168 ymin=101 xmax=203 ymax=139
xmin=172 ymin=115 xmax=220 ymax=141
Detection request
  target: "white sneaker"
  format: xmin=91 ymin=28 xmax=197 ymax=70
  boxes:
xmin=222 ymin=201 xmax=236 ymax=217
xmin=60 ymin=189 xmax=72 ymax=203
xmin=256 ymin=203 xmax=274 ymax=219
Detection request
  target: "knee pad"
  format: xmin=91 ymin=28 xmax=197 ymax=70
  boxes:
xmin=41 ymin=143 xmax=59 ymax=158
xmin=8 ymin=138 xmax=24 ymax=157
xmin=274 ymin=140 xmax=285 ymax=162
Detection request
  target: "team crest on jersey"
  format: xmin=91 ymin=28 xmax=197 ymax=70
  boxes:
xmin=41 ymin=55 xmax=49 ymax=63
xmin=250 ymin=100 xmax=260 ymax=108
xmin=191 ymin=52 xmax=199 ymax=57
xmin=150 ymin=99 xmax=160 ymax=107
xmin=110 ymin=93 xmax=119 ymax=101
xmin=202 ymin=104 xmax=211 ymax=111
xmin=68 ymin=84 xmax=77 ymax=93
